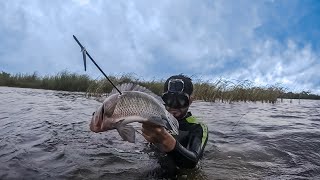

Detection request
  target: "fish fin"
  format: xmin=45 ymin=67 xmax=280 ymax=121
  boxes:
xmin=116 ymin=124 xmax=136 ymax=143
xmin=147 ymin=116 xmax=166 ymax=127
xmin=117 ymin=116 xmax=148 ymax=124
xmin=147 ymin=115 xmax=179 ymax=135
xmin=164 ymin=113 xmax=179 ymax=135
xmin=109 ymin=83 xmax=164 ymax=103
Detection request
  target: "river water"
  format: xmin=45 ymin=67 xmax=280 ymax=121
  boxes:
xmin=0 ymin=86 xmax=319 ymax=180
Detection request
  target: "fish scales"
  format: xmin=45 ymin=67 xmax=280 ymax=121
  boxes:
xmin=90 ymin=83 xmax=179 ymax=143
xmin=113 ymin=92 xmax=166 ymax=118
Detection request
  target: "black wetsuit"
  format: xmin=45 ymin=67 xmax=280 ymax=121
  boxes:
xmin=167 ymin=112 xmax=209 ymax=168
xmin=144 ymin=112 xmax=208 ymax=179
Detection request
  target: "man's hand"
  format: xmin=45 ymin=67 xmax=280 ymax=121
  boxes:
xmin=141 ymin=122 xmax=176 ymax=152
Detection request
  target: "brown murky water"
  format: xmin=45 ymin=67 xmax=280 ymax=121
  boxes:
xmin=0 ymin=87 xmax=319 ymax=179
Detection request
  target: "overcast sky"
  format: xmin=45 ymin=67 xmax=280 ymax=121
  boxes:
xmin=1 ymin=0 xmax=319 ymax=94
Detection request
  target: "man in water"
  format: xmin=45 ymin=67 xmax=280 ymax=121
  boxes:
xmin=142 ymin=74 xmax=208 ymax=169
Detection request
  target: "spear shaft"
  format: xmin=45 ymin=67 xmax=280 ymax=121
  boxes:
xmin=73 ymin=35 xmax=122 ymax=95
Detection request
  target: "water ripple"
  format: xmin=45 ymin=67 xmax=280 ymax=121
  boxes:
xmin=269 ymin=115 xmax=303 ymax=119
xmin=1 ymin=87 xmax=320 ymax=179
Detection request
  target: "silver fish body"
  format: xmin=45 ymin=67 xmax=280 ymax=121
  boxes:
xmin=90 ymin=83 xmax=179 ymax=143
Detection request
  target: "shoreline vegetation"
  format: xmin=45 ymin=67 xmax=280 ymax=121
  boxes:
xmin=1 ymin=71 xmax=319 ymax=103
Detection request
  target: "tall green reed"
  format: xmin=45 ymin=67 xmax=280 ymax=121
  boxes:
xmin=1 ymin=71 xmax=317 ymax=102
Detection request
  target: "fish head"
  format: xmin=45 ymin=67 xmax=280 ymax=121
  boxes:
xmin=102 ymin=93 xmax=121 ymax=115
xmin=90 ymin=104 xmax=104 ymax=132
xmin=102 ymin=93 xmax=123 ymax=128
xmin=91 ymin=93 xmax=121 ymax=131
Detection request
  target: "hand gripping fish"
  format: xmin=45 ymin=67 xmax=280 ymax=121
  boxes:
xmin=90 ymin=83 xmax=179 ymax=143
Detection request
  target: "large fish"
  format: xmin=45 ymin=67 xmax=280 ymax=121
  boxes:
xmin=90 ymin=83 xmax=179 ymax=143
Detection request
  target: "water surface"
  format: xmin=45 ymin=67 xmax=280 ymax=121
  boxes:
xmin=0 ymin=87 xmax=319 ymax=179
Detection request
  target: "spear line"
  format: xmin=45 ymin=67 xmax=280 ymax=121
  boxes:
xmin=73 ymin=35 xmax=122 ymax=95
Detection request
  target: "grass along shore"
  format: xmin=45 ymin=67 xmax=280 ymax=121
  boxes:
xmin=1 ymin=71 xmax=319 ymax=103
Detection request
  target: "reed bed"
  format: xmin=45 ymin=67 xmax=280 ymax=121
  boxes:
xmin=0 ymin=71 xmax=92 ymax=92
xmin=1 ymin=71 xmax=318 ymax=102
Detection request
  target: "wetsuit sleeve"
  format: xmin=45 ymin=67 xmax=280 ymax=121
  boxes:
xmin=167 ymin=123 xmax=208 ymax=168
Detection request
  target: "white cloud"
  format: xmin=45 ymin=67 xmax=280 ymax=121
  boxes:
xmin=228 ymin=39 xmax=320 ymax=93
xmin=0 ymin=0 xmax=319 ymax=94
